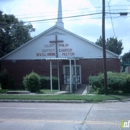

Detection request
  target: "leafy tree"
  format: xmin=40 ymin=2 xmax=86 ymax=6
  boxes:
xmin=122 ymin=52 xmax=130 ymax=63
xmin=95 ymin=36 xmax=123 ymax=55
xmin=0 ymin=11 xmax=35 ymax=58
xmin=95 ymin=36 xmax=103 ymax=47
xmin=121 ymin=52 xmax=130 ymax=72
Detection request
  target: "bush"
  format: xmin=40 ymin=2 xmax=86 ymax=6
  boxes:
xmin=126 ymin=75 xmax=130 ymax=93
xmin=89 ymin=75 xmax=104 ymax=94
xmin=107 ymin=73 xmax=126 ymax=93
xmin=0 ymin=69 xmax=15 ymax=90
xmin=7 ymin=78 xmax=15 ymax=90
xmin=0 ymin=69 xmax=8 ymax=89
xmin=89 ymin=72 xmax=130 ymax=94
xmin=40 ymin=76 xmax=58 ymax=89
xmin=126 ymin=75 xmax=130 ymax=84
xmin=23 ymin=72 xmax=40 ymax=92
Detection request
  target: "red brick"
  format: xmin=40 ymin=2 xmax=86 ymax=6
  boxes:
xmin=1 ymin=58 xmax=120 ymax=88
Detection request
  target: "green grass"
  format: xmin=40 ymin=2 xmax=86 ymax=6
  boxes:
xmin=0 ymin=94 xmax=129 ymax=102
xmin=0 ymin=89 xmax=58 ymax=94
xmin=38 ymin=89 xmax=59 ymax=94
xmin=0 ymin=88 xmax=130 ymax=102
xmin=0 ymin=89 xmax=7 ymax=94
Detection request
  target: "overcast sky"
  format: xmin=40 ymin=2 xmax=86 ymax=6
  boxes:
xmin=0 ymin=0 xmax=130 ymax=55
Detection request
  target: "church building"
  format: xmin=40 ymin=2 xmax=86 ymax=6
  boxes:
xmin=0 ymin=0 xmax=120 ymax=92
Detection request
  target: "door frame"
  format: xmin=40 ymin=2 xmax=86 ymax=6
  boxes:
xmin=63 ymin=65 xmax=82 ymax=84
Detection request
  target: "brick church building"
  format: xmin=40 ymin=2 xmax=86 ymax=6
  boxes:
xmin=0 ymin=0 xmax=120 ymax=92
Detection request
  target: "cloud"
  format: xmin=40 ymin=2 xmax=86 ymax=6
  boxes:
xmin=0 ymin=0 xmax=130 ymax=55
xmin=62 ymin=0 xmax=98 ymax=26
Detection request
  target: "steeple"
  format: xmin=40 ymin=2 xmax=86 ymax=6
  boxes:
xmin=56 ymin=0 xmax=64 ymax=28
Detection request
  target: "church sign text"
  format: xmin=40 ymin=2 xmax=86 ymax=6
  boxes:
xmin=36 ymin=43 xmax=75 ymax=57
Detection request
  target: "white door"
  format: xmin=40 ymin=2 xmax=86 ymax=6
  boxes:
xmin=63 ymin=65 xmax=81 ymax=84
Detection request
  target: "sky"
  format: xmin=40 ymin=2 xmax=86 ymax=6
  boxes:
xmin=0 ymin=0 xmax=130 ymax=55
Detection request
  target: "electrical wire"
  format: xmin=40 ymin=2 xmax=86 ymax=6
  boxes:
xmin=0 ymin=10 xmax=130 ymax=26
xmin=12 ymin=4 xmax=130 ymax=19
xmin=15 ymin=7 xmax=130 ymax=20
xmin=0 ymin=12 xmax=102 ymax=25
xmin=108 ymin=0 xmax=116 ymax=37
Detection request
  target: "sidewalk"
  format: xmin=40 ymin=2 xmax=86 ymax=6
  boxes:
xmin=74 ymin=84 xmax=87 ymax=94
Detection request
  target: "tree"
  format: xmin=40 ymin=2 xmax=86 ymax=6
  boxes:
xmin=121 ymin=52 xmax=130 ymax=72
xmin=122 ymin=52 xmax=130 ymax=63
xmin=95 ymin=36 xmax=123 ymax=55
xmin=0 ymin=11 xmax=35 ymax=58
xmin=95 ymin=36 xmax=103 ymax=47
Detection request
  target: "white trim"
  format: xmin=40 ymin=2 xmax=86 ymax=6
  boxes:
xmin=46 ymin=58 xmax=79 ymax=60
xmin=57 ymin=61 xmax=60 ymax=91
xmin=69 ymin=59 xmax=72 ymax=93
xmin=74 ymin=60 xmax=77 ymax=90
xmin=50 ymin=61 xmax=53 ymax=93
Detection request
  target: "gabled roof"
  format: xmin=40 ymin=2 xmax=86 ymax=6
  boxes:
xmin=0 ymin=25 xmax=119 ymax=60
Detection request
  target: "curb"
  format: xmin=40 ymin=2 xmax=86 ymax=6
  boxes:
xmin=104 ymin=98 xmax=130 ymax=103
xmin=0 ymin=99 xmax=88 ymax=103
xmin=0 ymin=99 xmax=130 ymax=103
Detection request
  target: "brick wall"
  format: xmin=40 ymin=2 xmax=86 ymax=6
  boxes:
xmin=1 ymin=58 xmax=120 ymax=88
xmin=78 ymin=58 xmax=120 ymax=84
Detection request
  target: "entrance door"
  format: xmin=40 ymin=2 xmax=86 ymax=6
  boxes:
xmin=63 ymin=65 xmax=81 ymax=84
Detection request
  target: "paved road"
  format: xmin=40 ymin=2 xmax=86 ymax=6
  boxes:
xmin=0 ymin=102 xmax=130 ymax=130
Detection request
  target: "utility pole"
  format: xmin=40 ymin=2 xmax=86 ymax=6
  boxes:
xmin=102 ymin=0 xmax=108 ymax=95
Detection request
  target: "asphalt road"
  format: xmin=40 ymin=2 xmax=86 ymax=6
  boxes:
xmin=0 ymin=102 xmax=130 ymax=130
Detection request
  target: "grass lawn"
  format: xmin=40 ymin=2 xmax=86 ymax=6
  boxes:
xmin=0 ymin=94 xmax=130 ymax=102
xmin=39 ymin=89 xmax=59 ymax=94
xmin=0 ymin=89 xmax=58 ymax=94
xmin=0 ymin=88 xmax=130 ymax=102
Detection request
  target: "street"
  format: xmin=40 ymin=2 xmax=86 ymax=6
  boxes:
xmin=0 ymin=102 xmax=130 ymax=130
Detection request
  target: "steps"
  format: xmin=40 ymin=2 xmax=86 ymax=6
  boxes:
xmin=7 ymin=91 xmax=30 ymax=94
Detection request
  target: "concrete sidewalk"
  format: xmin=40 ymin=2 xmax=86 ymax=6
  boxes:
xmin=74 ymin=84 xmax=87 ymax=94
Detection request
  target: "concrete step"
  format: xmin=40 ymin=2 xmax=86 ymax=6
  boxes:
xmin=7 ymin=91 xmax=30 ymax=94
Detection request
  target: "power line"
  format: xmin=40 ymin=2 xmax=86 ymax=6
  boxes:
xmin=16 ymin=8 xmax=130 ymax=20
xmin=13 ymin=4 xmax=130 ymax=18
xmin=0 ymin=11 xmax=130 ymax=26
xmin=0 ymin=12 xmax=102 ymax=25
xmin=108 ymin=0 xmax=116 ymax=37
xmin=0 ymin=4 xmax=128 ymax=21
xmin=22 ymin=12 xmax=130 ymax=23
xmin=25 ymin=12 xmax=102 ymax=23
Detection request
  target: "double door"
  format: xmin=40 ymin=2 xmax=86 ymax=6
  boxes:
xmin=63 ymin=65 xmax=81 ymax=84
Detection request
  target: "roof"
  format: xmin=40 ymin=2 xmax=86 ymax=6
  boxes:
xmin=0 ymin=25 xmax=119 ymax=60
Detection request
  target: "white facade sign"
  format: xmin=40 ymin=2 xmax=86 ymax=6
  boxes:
xmin=1 ymin=26 xmax=118 ymax=60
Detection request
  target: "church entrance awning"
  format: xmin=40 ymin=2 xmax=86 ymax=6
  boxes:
xmin=46 ymin=57 xmax=81 ymax=93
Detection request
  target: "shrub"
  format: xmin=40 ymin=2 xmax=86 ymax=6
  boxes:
xmin=89 ymin=72 xmax=130 ymax=94
xmin=23 ymin=72 xmax=40 ymax=92
xmin=0 ymin=69 xmax=15 ymax=90
xmin=40 ymin=76 xmax=58 ymax=89
xmin=7 ymin=78 xmax=15 ymax=90
xmin=0 ymin=69 xmax=8 ymax=89
xmin=89 ymin=75 xmax=104 ymax=94
xmin=107 ymin=73 xmax=126 ymax=92
xmin=126 ymin=75 xmax=130 ymax=93
xmin=126 ymin=75 xmax=130 ymax=84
